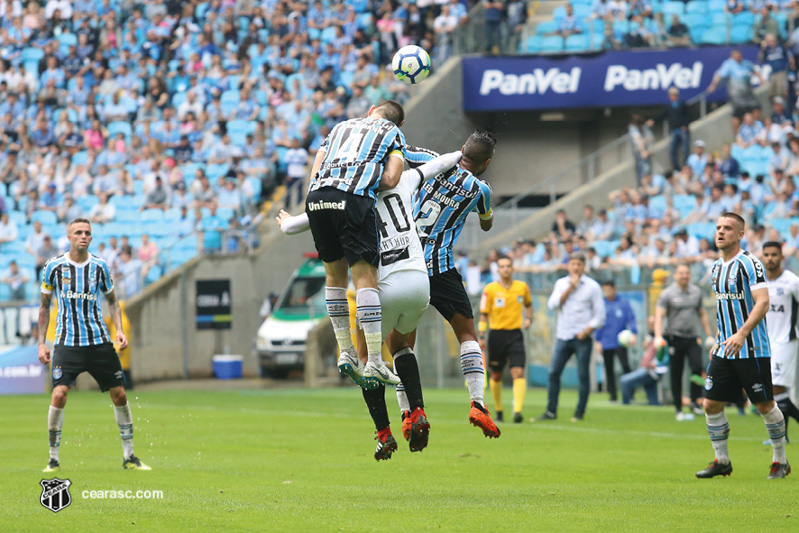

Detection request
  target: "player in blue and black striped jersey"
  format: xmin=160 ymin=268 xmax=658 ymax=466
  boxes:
xmin=304 ymin=100 xmax=406 ymax=388
xmin=696 ymin=212 xmax=790 ymax=479
xmin=404 ymin=131 xmax=501 ymax=438
xmin=38 ymin=218 xmax=150 ymax=473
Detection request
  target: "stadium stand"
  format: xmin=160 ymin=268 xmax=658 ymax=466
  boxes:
xmin=0 ymin=0 xmax=466 ymax=302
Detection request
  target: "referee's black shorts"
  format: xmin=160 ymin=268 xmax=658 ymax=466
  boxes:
xmin=488 ymin=329 xmax=525 ymax=371
xmin=51 ymin=343 xmax=126 ymax=392
xmin=704 ymin=355 xmax=773 ymax=404
xmin=429 ymin=269 xmax=473 ymax=321
xmin=306 ymin=187 xmax=379 ymax=267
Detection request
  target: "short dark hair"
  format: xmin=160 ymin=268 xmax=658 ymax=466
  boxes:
xmin=375 ymin=100 xmax=404 ymax=126
xmin=497 ymin=255 xmax=512 ymax=264
xmin=463 ymin=129 xmax=496 ymax=165
xmin=601 ymin=280 xmax=615 ymax=287
xmin=719 ymin=212 xmax=745 ymax=230
xmin=763 ymin=241 xmax=783 ymax=253
xmin=68 ymin=217 xmax=91 ymax=228
xmin=568 ymin=252 xmax=586 ymax=263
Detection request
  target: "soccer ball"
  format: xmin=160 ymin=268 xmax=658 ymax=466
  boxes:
xmin=617 ymin=329 xmax=636 ymax=348
xmin=392 ymin=45 xmax=431 ymax=85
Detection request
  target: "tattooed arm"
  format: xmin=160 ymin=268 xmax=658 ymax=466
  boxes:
xmin=38 ymin=292 xmax=52 ymax=364
xmin=105 ymin=289 xmax=128 ymax=350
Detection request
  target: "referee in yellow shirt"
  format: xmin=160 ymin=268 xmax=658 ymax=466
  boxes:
xmin=479 ymin=255 xmax=533 ymax=423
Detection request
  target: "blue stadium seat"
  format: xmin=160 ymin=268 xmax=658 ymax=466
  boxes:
xmin=552 ymin=6 xmax=567 ymax=20
xmin=206 ymin=163 xmax=230 ymax=180
xmin=536 ymin=21 xmax=559 ymax=36
xmin=108 ymin=121 xmax=132 ymax=140
xmin=320 ymin=27 xmax=337 ymax=44
xmin=730 ymin=24 xmax=752 ymax=44
xmin=613 ymin=19 xmax=630 ymax=35
xmin=58 ymin=33 xmax=78 ymax=47
xmin=732 ymin=12 xmax=754 ymax=26
xmin=20 ymin=47 xmax=44 ymax=62
xmin=711 ymin=12 xmax=730 ymax=26
xmin=172 ymin=92 xmax=187 ymax=108
xmin=9 ymin=211 xmax=26 ymax=226
xmin=540 ymin=35 xmax=564 ymax=53
xmin=708 ymin=0 xmax=726 ymax=11
xmin=140 ymin=209 xmax=164 ymax=222
xmin=574 ymin=4 xmax=592 ymax=18
xmin=31 ymin=211 xmax=57 ymax=226
xmin=685 ymin=1 xmax=708 ymax=13
xmin=701 ymin=27 xmax=727 ymax=45
xmin=673 ymin=195 xmax=697 ymax=216
xmin=227 ymin=120 xmax=257 ymax=134
xmin=662 ymin=1 xmax=685 ymax=15
xmin=683 ymin=13 xmax=709 ymax=29
xmin=730 ymin=144 xmax=744 ymax=160
xmin=565 ymin=34 xmax=590 ymax=52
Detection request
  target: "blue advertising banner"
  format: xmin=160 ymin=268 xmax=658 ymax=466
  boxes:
xmin=0 ymin=344 xmax=47 ymax=394
xmin=462 ymin=46 xmax=759 ymax=112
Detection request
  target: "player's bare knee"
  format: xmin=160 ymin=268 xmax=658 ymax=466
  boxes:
xmin=510 ymin=367 xmax=524 ymax=380
xmin=51 ymin=387 xmax=68 ymax=408
xmin=703 ymin=400 xmax=724 ymax=415
xmin=755 ymin=400 xmax=776 ymax=415
xmin=110 ymin=387 xmax=127 ymax=406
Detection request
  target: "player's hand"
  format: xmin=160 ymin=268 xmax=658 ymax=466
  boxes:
xmin=628 ymin=334 xmax=637 ymax=346
xmin=721 ymin=331 xmax=745 ymax=357
xmin=38 ymin=343 xmax=51 ymax=365
xmin=116 ymin=331 xmax=128 ymax=351
xmin=576 ymin=329 xmax=590 ymax=340
xmin=653 ymin=336 xmax=664 ymax=348
xmin=275 ymin=210 xmax=291 ymax=230
xmin=523 ymin=318 xmax=531 ymax=330
xmin=569 ymin=273 xmax=581 ymax=288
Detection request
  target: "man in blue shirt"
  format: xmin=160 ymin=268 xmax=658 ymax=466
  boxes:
xmin=484 ymin=1 xmax=504 ymax=53
xmin=595 ymin=280 xmax=637 ymax=402
xmin=709 ymin=49 xmax=766 ymax=127
xmin=759 ymin=33 xmax=795 ymax=100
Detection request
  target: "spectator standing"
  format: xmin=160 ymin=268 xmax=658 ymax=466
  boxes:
xmin=759 ymin=33 xmax=795 ymax=100
xmin=2 ymin=260 xmax=29 ymax=301
xmin=36 ymin=235 xmax=58 ymax=282
xmin=536 ymin=253 xmax=605 ymax=422
xmin=283 ymin=138 xmax=308 ymax=210
xmin=709 ymin=49 xmax=765 ymax=129
xmin=654 ymin=263 xmax=715 ymax=421
xmin=116 ymin=248 xmax=142 ymax=300
xmin=629 ymin=114 xmax=654 ymax=185
xmin=658 ymin=87 xmax=692 ymax=171
xmin=595 ymin=280 xmax=637 ymax=402
xmin=666 ymin=14 xmax=691 ymax=47
xmin=506 ymin=0 xmax=528 ymax=54
xmin=0 ymin=212 xmax=18 ymax=245
xmin=687 ymin=140 xmax=708 ymax=178
xmin=484 ymin=0 xmax=504 ymax=54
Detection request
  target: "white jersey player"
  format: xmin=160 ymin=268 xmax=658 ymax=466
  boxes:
xmin=277 ymin=151 xmax=462 ymax=457
xmin=762 ymin=242 xmax=799 ymax=431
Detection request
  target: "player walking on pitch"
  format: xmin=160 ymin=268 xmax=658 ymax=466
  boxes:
xmin=304 ymin=101 xmax=407 ymax=387
xmin=762 ymin=242 xmax=799 ymax=441
xmin=696 ymin=213 xmax=789 ymax=479
xmin=479 ymin=255 xmax=532 ymax=423
xmin=39 ymin=218 xmax=150 ymax=472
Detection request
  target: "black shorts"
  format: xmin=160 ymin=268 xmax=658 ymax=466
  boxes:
xmin=704 ymin=356 xmax=773 ymax=404
xmin=488 ymin=329 xmax=525 ymax=371
xmin=429 ymin=269 xmax=473 ymax=321
xmin=51 ymin=343 xmax=126 ymax=392
xmin=305 ymin=187 xmax=379 ymax=266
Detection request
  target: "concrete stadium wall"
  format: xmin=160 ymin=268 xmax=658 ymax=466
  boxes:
xmin=123 ymin=229 xmax=316 ymax=382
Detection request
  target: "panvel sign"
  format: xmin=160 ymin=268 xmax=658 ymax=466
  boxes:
xmin=463 ymin=45 xmax=758 ymax=112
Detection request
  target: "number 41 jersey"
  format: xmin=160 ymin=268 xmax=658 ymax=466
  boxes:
xmin=412 ymin=164 xmax=493 ymax=276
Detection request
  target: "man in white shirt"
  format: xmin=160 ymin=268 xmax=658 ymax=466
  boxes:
xmin=283 ymin=138 xmax=308 ymax=210
xmin=536 ymin=252 xmax=605 ymax=422
xmin=0 ymin=212 xmax=18 ymax=244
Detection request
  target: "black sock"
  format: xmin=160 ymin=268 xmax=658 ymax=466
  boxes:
xmin=777 ymin=398 xmax=799 ymax=438
xmin=362 ymin=384 xmax=389 ymax=431
xmin=393 ymin=348 xmax=424 ymax=411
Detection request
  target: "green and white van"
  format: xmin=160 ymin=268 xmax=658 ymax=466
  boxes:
xmin=254 ymin=258 xmax=327 ymax=379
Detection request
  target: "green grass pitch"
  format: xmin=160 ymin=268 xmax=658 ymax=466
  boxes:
xmin=2 ymin=387 xmax=798 ymax=532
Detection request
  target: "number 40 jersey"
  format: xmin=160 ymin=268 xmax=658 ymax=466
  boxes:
xmin=409 ymin=149 xmax=493 ymax=276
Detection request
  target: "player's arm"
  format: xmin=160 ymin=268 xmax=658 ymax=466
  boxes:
xmin=477 ymin=181 xmax=493 ymax=232
xmin=104 ymin=289 xmax=128 ymax=351
xmin=698 ymin=306 xmax=714 ymax=346
xmin=378 ymin=151 xmax=405 ymax=190
xmin=653 ymin=305 xmax=666 ymax=345
xmin=523 ymin=284 xmax=533 ymax=329
xmin=307 ymin=146 xmax=326 ymax=182
xmin=276 ymin=210 xmax=310 ymax=235
xmin=722 ymin=287 xmax=768 ymax=356
xmin=478 ymin=289 xmax=491 ymax=340
xmin=38 ymin=291 xmax=52 ymax=364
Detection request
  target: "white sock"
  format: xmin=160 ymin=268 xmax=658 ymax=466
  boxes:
xmin=325 ymin=287 xmax=354 ymax=352
xmin=763 ymin=405 xmax=788 ymax=463
xmin=355 ymin=288 xmax=382 ymax=365
xmin=705 ymin=411 xmax=730 ymax=464
xmin=114 ymin=403 xmax=134 ymax=460
xmin=48 ymin=406 xmax=64 ymax=461
xmin=460 ymin=340 xmax=485 ymax=404
xmin=396 ymin=383 xmax=410 ymax=413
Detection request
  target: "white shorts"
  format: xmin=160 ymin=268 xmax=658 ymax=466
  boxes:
xmin=771 ymin=339 xmax=798 ymax=389
xmin=378 ymin=269 xmax=430 ymax=341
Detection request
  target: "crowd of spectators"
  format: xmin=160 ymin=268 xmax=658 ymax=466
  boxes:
xmin=0 ymin=0 xmax=477 ymax=302
xmin=528 ymin=0 xmax=799 ymax=53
